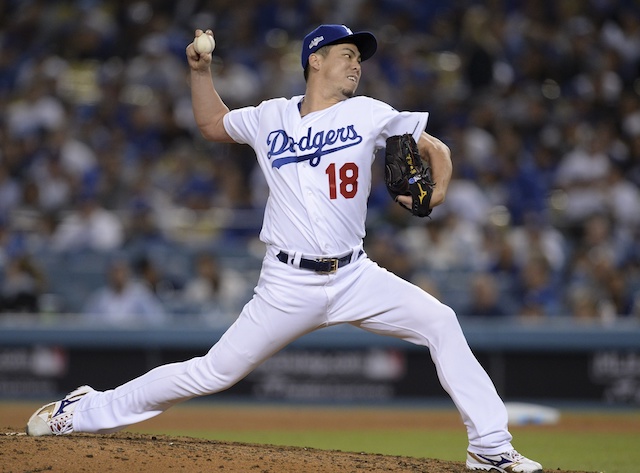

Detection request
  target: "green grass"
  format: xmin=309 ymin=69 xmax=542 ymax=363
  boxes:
xmin=142 ymin=427 xmax=637 ymax=473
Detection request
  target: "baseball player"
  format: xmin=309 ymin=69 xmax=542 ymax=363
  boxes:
xmin=27 ymin=24 xmax=543 ymax=473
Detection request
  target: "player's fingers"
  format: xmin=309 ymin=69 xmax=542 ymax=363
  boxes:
xmin=186 ymin=41 xmax=197 ymax=59
xmin=396 ymin=195 xmax=412 ymax=209
xmin=186 ymin=29 xmax=214 ymax=68
xmin=186 ymin=43 xmax=203 ymax=65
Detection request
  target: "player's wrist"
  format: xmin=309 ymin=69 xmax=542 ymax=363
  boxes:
xmin=190 ymin=65 xmax=213 ymax=76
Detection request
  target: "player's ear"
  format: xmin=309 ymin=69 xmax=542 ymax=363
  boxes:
xmin=308 ymin=52 xmax=322 ymax=72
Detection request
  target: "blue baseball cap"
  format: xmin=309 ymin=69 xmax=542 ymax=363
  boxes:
xmin=301 ymin=24 xmax=377 ymax=69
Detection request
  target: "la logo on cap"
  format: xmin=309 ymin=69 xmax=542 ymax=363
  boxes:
xmin=309 ymin=36 xmax=324 ymax=49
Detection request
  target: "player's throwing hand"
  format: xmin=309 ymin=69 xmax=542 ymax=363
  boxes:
xmin=186 ymin=29 xmax=214 ymax=70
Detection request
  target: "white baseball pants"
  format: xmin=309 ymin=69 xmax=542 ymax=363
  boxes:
xmin=73 ymin=248 xmax=513 ymax=454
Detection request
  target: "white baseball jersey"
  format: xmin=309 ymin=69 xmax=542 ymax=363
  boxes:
xmin=223 ymin=95 xmax=428 ymax=256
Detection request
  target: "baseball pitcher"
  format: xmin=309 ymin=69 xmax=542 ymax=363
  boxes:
xmin=27 ymin=24 xmax=542 ymax=473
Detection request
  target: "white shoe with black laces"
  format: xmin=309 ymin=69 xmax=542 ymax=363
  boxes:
xmin=26 ymin=385 xmax=94 ymax=436
xmin=466 ymin=449 xmax=543 ymax=473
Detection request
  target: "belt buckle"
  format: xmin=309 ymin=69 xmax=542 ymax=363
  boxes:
xmin=317 ymin=257 xmax=339 ymax=274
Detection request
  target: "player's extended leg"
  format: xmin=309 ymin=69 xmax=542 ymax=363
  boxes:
xmin=332 ymin=259 xmax=512 ymax=455
xmin=69 ymin=258 xmax=329 ymax=434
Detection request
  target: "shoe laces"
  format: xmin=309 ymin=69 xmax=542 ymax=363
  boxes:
xmin=49 ymin=411 xmax=74 ymax=435
xmin=503 ymin=450 xmax=526 ymax=463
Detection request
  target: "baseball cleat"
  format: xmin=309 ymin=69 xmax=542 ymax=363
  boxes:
xmin=466 ymin=449 xmax=543 ymax=473
xmin=26 ymin=385 xmax=94 ymax=436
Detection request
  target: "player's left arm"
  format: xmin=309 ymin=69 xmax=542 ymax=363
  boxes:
xmin=417 ymin=131 xmax=451 ymax=207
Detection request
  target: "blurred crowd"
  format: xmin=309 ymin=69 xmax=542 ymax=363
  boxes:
xmin=1 ymin=0 xmax=640 ymax=325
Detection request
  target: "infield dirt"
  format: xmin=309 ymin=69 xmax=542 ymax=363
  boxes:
xmin=1 ymin=402 xmax=606 ymax=472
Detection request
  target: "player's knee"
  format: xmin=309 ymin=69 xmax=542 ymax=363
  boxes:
xmin=186 ymin=355 xmax=243 ymax=394
xmin=431 ymin=303 xmax=461 ymax=331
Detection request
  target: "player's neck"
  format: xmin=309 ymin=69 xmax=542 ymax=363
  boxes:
xmin=299 ymin=94 xmax=345 ymax=117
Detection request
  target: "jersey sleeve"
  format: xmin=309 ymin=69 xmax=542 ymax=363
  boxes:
xmin=223 ymin=104 xmax=261 ymax=146
xmin=369 ymin=99 xmax=430 ymax=149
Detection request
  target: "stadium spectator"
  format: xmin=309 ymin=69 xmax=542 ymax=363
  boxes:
xmin=51 ymin=193 xmax=124 ymax=252
xmin=516 ymin=256 xmax=562 ymax=318
xmin=82 ymin=258 xmax=166 ymax=326
xmin=402 ymin=211 xmax=485 ymax=272
xmin=554 ymin=124 xmax=611 ymax=230
xmin=566 ymin=285 xmax=602 ymax=322
xmin=507 ymin=212 xmax=567 ymax=274
xmin=0 ymin=162 xmax=21 ymax=218
xmin=464 ymin=272 xmax=509 ymax=318
xmin=605 ymin=161 xmax=640 ymax=230
xmin=5 ymin=80 xmax=66 ymax=138
xmin=133 ymin=255 xmax=182 ymax=302
xmin=27 ymin=152 xmax=74 ymax=213
xmin=181 ymin=251 xmax=250 ymax=318
xmin=0 ymin=254 xmax=46 ymax=313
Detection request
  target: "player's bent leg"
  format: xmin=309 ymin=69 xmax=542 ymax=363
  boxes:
xmin=343 ymin=261 xmax=512 ymax=454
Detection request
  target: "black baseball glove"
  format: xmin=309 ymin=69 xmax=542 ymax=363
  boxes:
xmin=384 ymin=134 xmax=435 ymax=218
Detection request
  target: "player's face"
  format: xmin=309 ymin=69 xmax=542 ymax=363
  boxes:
xmin=322 ymin=43 xmax=362 ymax=98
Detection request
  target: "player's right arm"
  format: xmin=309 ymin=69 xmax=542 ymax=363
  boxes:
xmin=186 ymin=29 xmax=235 ymax=143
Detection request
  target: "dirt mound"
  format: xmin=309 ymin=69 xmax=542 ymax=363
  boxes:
xmin=1 ymin=429 xmax=590 ymax=473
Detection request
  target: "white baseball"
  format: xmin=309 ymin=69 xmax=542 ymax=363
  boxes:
xmin=194 ymin=33 xmax=215 ymax=55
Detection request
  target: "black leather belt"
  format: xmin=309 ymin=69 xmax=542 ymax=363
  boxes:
xmin=276 ymin=250 xmax=363 ymax=274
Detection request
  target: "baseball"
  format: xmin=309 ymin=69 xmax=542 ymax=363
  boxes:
xmin=194 ymin=33 xmax=215 ymax=55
